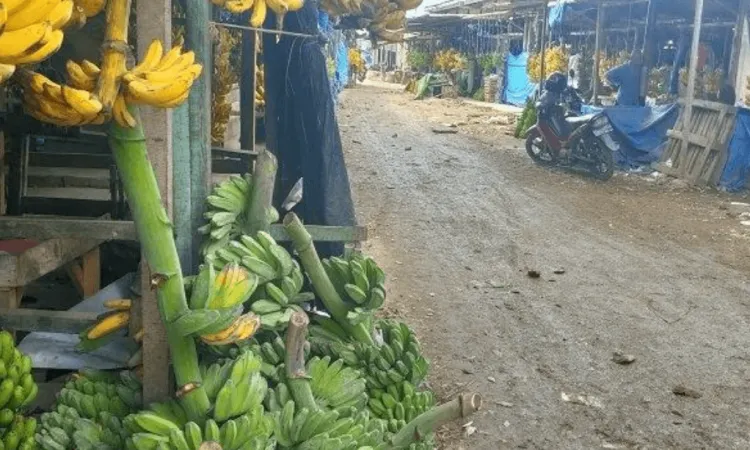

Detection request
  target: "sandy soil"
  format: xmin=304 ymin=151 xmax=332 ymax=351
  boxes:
xmin=338 ymin=83 xmax=750 ymax=449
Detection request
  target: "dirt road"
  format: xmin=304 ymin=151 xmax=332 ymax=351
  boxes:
xmin=339 ymin=83 xmax=750 ymax=449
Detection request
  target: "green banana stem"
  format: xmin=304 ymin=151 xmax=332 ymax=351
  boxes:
xmin=389 ymin=393 xmax=483 ymax=449
xmin=285 ymin=312 xmax=319 ymax=411
xmin=282 ymin=213 xmax=375 ymax=346
xmin=109 ymin=107 xmax=210 ymax=421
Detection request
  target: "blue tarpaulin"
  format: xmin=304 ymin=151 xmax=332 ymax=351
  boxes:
xmin=502 ymin=52 xmax=536 ymax=106
xmin=719 ymin=108 xmax=750 ymax=191
xmin=582 ymin=104 xmax=680 ymax=168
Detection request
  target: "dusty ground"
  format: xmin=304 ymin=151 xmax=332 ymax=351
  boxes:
xmin=338 ymin=82 xmax=750 ymax=449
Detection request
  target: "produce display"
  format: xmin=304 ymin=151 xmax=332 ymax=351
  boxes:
xmin=348 ymin=48 xmax=365 ymax=77
xmin=212 ymin=27 xmax=240 ymax=145
xmin=434 ymin=49 xmax=465 ymax=72
xmin=320 ymin=0 xmax=422 ymax=42
xmin=514 ymin=99 xmax=537 ymax=139
xmin=527 ymin=46 xmax=568 ymax=83
xmin=598 ymin=50 xmax=628 ymax=86
xmin=0 ymin=332 xmax=39 ymax=450
xmin=212 ymin=0 xmax=304 ymax=29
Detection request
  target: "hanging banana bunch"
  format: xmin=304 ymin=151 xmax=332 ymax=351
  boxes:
xmin=211 ymin=27 xmax=239 ymax=145
xmin=12 ymin=0 xmax=203 ymax=129
xmin=212 ymin=0 xmax=304 ymax=32
xmin=255 ymin=63 xmax=265 ymax=109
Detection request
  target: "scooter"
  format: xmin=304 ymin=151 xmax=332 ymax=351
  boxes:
xmin=525 ymin=73 xmax=616 ymax=180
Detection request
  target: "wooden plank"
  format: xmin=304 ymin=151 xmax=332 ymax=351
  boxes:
xmin=679 ymin=0 xmax=705 ymax=177
xmin=15 ymin=238 xmax=101 ymax=286
xmin=21 ymin=198 xmax=112 ymax=217
xmin=0 ymin=308 xmax=98 ymax=333
xmin=0 ymin=218 xmax=136 ymax=241
xmin=666 ymin=130 xmax=711 ymax=148
xmin=27 ymin=153 xmax=113 ymax=169
xmin=79 ymin=247 xmax=100 ymax=297
xmin=137 ymin=0 xmax=172 ymax=405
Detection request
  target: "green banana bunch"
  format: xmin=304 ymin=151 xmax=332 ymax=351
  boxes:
xmin=272 ymin=400 xmax=386 ymax=449
xmin=199 ymin=174 xmax=280 ymax=257
xmin=126 ymin=404 xmax=274 ymax=450
xmin=322 ymin=252 xmax=386 ymax=324
xmin=207 ymin=232 xmax=295 ymax=285
xmin=196 ymin=351 xmax=268 ymax=422
xmin=246 ymin=335 xmax=298 ymax=383
xmin=0 ymin=414 xmax=36 ymax=450
xmin=367 ymin=380 xmax=435 ymax=429
xmin=56 ymin=370 xmax=142 ymax=422
xmin=37 ymin=405 xmax=128 ymax=450
xmin=264 ymin=356 xmax=367 ymax=417
xmin=310 ymin=319 xmax=429 ymax=395
xmin=0 ymin=331 xmax=37 ymax=415
xmin=250 ymin=260 xmax=315 ymax=331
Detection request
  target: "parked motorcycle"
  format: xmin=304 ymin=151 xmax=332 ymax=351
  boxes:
xmin=525 ymin=72 xmax=616 ymax=180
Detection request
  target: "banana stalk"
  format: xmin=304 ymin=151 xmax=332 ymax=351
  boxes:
xmin=109 ymin=107 xmax=211 ymax=422
xmin=282 ymin=213 xmax=375 ymax=346
xmin=246 ymin=149 xmax=278 ymax=235
xmin=284 ymin=312 xmax=319 ymax=411
xmin=96 ymin=0 xmax=131 ymax=112
xmin=389 ymin=393 xmax=482 ymax=449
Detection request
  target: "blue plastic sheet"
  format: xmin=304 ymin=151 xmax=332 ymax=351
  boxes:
xmin=580 ymin=104 xmax=679 ymax=168
xmin=719 ymin=108 xmax=750 ymax=192
xmin=502 ymin=52 xmax=536 ymax=106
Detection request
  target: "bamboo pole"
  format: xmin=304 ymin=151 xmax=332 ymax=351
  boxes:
xmin=591 ymin=3 xmax=603 ymax=105
xmin=186 ymin=0 xmax=212 ymax=272
xmin=109 ymin=109 xmax=211 ymax=421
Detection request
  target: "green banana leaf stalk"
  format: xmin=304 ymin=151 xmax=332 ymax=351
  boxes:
xmin=109 ymin=108 xmax=210 ymax=422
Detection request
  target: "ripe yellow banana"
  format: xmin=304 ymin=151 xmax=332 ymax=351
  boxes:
xmin=74 ymin=0 xmax=106 ymax=17
xmin=153 ymin=45 xmax=183 ymax=72
xmin=103 ymin=299 xmax=132 ymax=311
xmin=61 ymin=85 xmax=104 ymax=116
xmin=87 ymin=311 xmax=130 ymax=340
xmin=24 ymin=92 xmax=86 ymax=126
xmin=12 ymin=29 xmax=64 ymax=65
xmin=0 ymin=4 xmax=7 ymax=33
xmin=0 ymin=65 xmax=15 ymax=84
xmin=3 ymin=0 xmax=29 ymax=15
xmin=5 ymin=0 xmax=62 ymax=32
xmin=46 ymin=0 xmax=75 ymax=29
xmin=113 ymin=93 xmax=137 ymax=128
xmin=266 ymin=0 xmax=288 ymax=15
xmin=200 ymin=313 xmax=260 ymax=345
xmin=250 ymin=0 xmax=267 ymax=27
xmin=286 ymin=0 xmax=304 ymax=11
xmin=141 ymin=52 xmax=196 ymax=83
xmin=123 ymin=65 xmax=202 ymax=107
xmin=0 ymin=23 xmax=51 ymax=63
xmin=224 ymin=0 xmax=255 ymax=13
xmin=80 ymin=59 xmax=101 ymax=76
xmin=66 ymin=60 xmax=96 ymax=91
xmin=131 ymin=39 xmax=163 ymax=75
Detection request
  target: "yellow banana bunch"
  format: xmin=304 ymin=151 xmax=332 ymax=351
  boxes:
xmin=121 ymin=39 xmax=203 ymax=109
xmin=73 ymin=0 xmax=107 ymax=17
xmin=17 ymin=69 xmax=105 ymax=127
xmin=214 ymin=0 xmax=304 ymax=30
xmin=200 ymin=312 xmax=261 ymax=346
xmin=256 ymin=63 xmax=265 ymax=109
xmin=211 ymin=27 xmax=239 ymax=145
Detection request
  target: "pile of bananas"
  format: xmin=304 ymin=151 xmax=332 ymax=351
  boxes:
xmin=249 ymin=261 xmax=315 ymax=330
xmin=181 ymin=263 xmax=260 ymax=346
xmin=211 ymin=26 xmax=239 ymax=145
xmin=125 ymin=351 xmax=274 ymax=450
xmin=322 ymin=252 xmax=385 ymax=324
xmin=527 ymin=45 xmax=568 ymax=83
xmin=348 ymin=48 xmax=365 ymax=75
xmin=198 ymin=174 xmax=280 ymax=257
xmin=320 ymin=0 xmax=422 ymax=43
xmin=434 ymin=49 xmax=465 ymax=72
xmin=212 ymin=0 xmax=303 ymax=30
xmin=36 ymin=369 xmax=141 ymax=450
xmin=0 ymin=415 xmax=36 ymax=450
xmin=0 ymin=331 xmax=38 ymax=450
xmin=367 ymin=380 xmax=435 ymax=432
xmin=10 ymin=0 xmax=204 ymax=128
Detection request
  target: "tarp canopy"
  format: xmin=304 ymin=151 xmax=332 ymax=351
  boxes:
xmin=502 ymin=52 xmax=536 ymax=106
xmin=720 ymin=107 xmax=750 ymax=191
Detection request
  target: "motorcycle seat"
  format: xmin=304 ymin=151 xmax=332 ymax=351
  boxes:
xmin=565 ymin=114 xmax=596 ymax=125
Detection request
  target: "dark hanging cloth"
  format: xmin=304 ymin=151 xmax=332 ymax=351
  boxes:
xmin=263 ymin=2 xmax=356 ymax=258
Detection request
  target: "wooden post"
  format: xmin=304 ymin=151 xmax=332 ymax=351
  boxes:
xmin=540 ymin=4 xmax=548 ymax=83
xmin=728 ymin=0 xmax=749 ymax=89
xmin=186 ymin=0 xmax=212 ymax=272
xmin=136 ymin=0 xmax=172 ymax=404
xmin=592 ymin=2 xmax=603 ymax=105
xmin=680 ymin=0 xmax=705 ymax=176
xmin=240 ymin=31 xmax=257 ymax=154
xmin=173 ymin=104 xmax=192 ymax=270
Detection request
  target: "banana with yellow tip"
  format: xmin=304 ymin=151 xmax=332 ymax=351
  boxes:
xmin=200 ymin=313 xmax=261 ymax=346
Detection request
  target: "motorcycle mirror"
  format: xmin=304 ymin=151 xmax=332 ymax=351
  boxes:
xmin=282 ymin=178 xmax=303 ymax=212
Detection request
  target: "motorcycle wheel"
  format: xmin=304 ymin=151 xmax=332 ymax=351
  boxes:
xmin=525 ymin=128 xmax=556 ymax=166
xmin=589 ymin=139 xmax=614 ymax=180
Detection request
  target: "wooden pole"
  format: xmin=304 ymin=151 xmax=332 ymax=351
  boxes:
xmin=540 ymin=4 xmax=547 ymax=83
xmin=135 ymin=0 xmax=172 ymax=405
xmin=728 ymin=0 xmax=749 ymax=89
xmin=240 ymin=31 xmax=257 ymax=153
xmin=592 ymin=2 xmax=603 ymax=105
xmin=680 ymin=0 xmax=705 ymax=176
xmin=186 ymin=0 xmax=212 ymax=272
